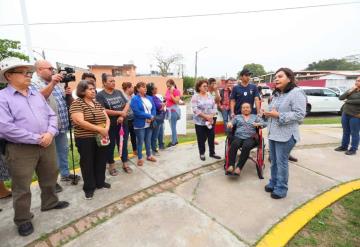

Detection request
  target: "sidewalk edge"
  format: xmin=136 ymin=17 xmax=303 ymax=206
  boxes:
xmin=256 ymin=179 xmax=360 ymax=247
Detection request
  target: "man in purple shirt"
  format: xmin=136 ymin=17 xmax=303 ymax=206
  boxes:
xmin=0 ymin=58 xmax=70 ymax=237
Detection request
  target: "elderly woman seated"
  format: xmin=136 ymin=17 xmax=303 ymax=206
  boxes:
xmin=226 ymin=102 xmax=266 ymax=176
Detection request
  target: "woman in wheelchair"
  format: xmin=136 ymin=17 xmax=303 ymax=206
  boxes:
xmin=226 ymin=102 xmax=266 ymax=176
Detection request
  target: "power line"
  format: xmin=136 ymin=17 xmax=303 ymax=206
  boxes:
xmin=1 ymin=1 xmax=359 ymax=27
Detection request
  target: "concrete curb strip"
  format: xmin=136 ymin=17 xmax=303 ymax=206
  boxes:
xmin=256 ymin=179 xmax=360 ymax=247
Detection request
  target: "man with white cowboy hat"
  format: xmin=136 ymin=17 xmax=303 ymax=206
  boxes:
xmin=0 ymin=57 xmax=70 ymax=236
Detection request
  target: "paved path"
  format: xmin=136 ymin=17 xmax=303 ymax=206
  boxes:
xmin=1 ymin=124 xmax=358 ymax=247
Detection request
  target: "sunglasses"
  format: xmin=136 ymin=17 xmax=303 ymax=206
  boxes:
xmin=9 ymin=71 xmax=34 ymax=77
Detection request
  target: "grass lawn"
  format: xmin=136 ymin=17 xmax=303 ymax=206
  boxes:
xmin=303 ymin=116 xmax=341 ymax=125
xmin=288 ymin=190 xmax=360 ymax=247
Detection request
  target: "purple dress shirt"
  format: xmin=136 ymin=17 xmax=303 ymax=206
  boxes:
xmin=0 ymin=85 xmax=58 ymax=144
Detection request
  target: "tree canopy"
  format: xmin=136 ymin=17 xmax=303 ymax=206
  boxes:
xmin=306 ymin=58 xmax=360 ymax=71
xmin=154 ymin=50 xmax=183 ymax=77
xmin=237 ymin=63 xmax=266 ymax=78
xmin=0 ymin=39 xmax=29 ymax=61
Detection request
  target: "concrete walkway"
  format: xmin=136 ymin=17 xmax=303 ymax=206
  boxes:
xmin=1 ymin=124 xmax=358 ymax=247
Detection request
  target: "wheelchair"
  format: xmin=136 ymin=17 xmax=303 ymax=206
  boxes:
xmin=224 ymin=125 xmax=266 ymax=179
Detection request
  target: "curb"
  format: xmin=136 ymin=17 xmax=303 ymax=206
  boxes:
xmin=256 ymin=179 xmax=360 ymax=247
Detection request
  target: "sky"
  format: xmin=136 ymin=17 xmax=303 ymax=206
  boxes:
xmin=0 ymin=0 xmax=359 ymax=78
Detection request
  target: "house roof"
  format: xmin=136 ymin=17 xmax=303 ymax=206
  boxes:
xmin=87 ymin=64 xmax=136 ymax=69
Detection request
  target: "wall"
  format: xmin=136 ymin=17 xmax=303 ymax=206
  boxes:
xmin=71 ymin=68 xmax=183 ymax=96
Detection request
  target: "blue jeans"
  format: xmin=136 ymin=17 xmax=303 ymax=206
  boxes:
xmin=267 ymin=136 xmax=296 ymax=197
xmin=221 ymin=109 xmax=231 ymax=132
xmin=151 ymin=120 xmax=164 ymax=152
xmin=341 ymin=113 xmax=360 ymax=151
xmin=158 ymin=122 xmax=165 ymax=149
xmin=135 ymin=127 xmax=152 ymax=159
xmin=169 ymin=111 xmax=179 ymax=144
xmin=55 ymin=132 xmax=70 ymax=177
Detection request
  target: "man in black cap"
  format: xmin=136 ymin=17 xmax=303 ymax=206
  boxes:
xmin=230 ymin=68 xmax=260 ymax=118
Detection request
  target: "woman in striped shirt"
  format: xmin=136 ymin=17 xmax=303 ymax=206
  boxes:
xmin=70 ymin=80 xmax=111 ymax=200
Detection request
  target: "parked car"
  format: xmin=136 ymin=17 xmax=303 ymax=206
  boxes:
xmin=261 ymin=86 xmax=272 ymax=96
xmin=300 ymin=87 xmax=344 ymax=114
xmin=186 ymin=88 xmax=195 ymax=95
xmin=327 ymin=86 xmax=345 ymax=96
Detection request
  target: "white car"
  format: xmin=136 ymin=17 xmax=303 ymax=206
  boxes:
xmin=261 ymin=86 xmax=272 ymax=96
xmin=300 ymin=87 xmax=344 ymax=114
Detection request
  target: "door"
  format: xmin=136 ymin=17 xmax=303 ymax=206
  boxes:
xmin=322 ymin=89 xmax=341 ymax=112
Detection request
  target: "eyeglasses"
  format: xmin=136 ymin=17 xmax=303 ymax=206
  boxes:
xmin=40 ymin=67 xmax=55 ymax=72
xmin=9 ymin=71 xmax=34 ymax=77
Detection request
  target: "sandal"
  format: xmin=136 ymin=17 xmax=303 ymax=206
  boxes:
xmin=226 ymin=166 xmax=234 ymax=175
xmin=122 ymin=165 xmax=133 ymax=174
xmin=146 ymin=156 xmax=157 ymax=162
xmin=0 ymin=192 xmax=12 ymax=199
xmin=137 ymin=159 xmax=144 ymax=166
xmin=234 ymin=167 xmax=241 ymax=176
xmin=109 ymin=169 xmax=118 ymax=176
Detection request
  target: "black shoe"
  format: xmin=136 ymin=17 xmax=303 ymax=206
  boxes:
xmin=103 ymin=182 xmax=111 ymax=189
xmin=41 ymin=201 xmax=70 ymax=211
xmin=288 ymin=155 xmax=298 ymax=162
xmin=345 ymin=150 xmax=356 ymax=155
xmin=335 ymin=146 xmax=347 ymax=152
xmin=18 ymin=222 xmax=34 ymax=236
xmin=84 ymin=191 xmax=94 ymax=200
xmin=60 ymin=174 xmax=81 ymax=182
xmin=271 ymin=193 xmax=285 ymax=199
xmin=200 ymin=155 xmax=206 ymax=161
xmin=264 ymin=185 xmax=274 ymax=193
xmin=167 ymin=143 xmax=175 ymax=148
xmin=55 ymin=183 xmax=63 ymax=193
xmin=210 ymin=154 xmax=221 ymax=159
xmin=97 ymin=182 xmax=111 ymax=189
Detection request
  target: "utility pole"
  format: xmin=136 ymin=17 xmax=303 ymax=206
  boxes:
xmin=19 ymin=0 xmax=34 ymax=62
xmin=194 ymin=46 xmax=207 ymax=83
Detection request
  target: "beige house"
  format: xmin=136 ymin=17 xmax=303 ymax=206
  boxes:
xmin=72 ymin=64 xmax=183 ymax=95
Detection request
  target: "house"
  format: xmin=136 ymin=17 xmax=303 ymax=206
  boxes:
xmin=84 ymin=64 xmax=183 ymax=95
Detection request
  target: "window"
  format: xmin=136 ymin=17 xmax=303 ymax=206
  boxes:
xmin=322 ymin=89 xmax=337 ymax=97
xmin=305 ymin=89 xmax=323 ymax=96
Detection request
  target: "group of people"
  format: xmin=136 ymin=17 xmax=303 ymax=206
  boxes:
xmin=0 ymin=57 xmax=182 ymax=236
xmin=0 ymin=56 xmax=359 ymax=237
xmin=190 ymin=68 xmax=307 ymax=200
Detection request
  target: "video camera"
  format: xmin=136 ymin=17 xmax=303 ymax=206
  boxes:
xmin=58 ymin=67 xmax=76 ymax=85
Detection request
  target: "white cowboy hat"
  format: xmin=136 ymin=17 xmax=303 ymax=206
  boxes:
xmin=0 ymin=57 xmax=34 ymax=83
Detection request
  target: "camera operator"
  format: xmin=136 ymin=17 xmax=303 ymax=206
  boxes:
xmin=31 ymin=60 xmax=80 ymax=192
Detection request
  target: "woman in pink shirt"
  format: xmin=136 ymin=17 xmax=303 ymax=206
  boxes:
xmin=165 ymin=79 xmax=181 ymax=147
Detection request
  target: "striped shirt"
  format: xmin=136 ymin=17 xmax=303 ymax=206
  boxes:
xmin=69 ymin=99 xmax=106 ymax=138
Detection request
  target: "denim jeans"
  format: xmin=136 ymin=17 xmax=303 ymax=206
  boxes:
xmin=158 ymin=122 xmax=165 ymax=149
xmin=55 ymin=132 xmax=70 ymax=177
xmin=169 ymin=111 xmax=179 ymax=144
xmin=151 ymin=120 xmax=164 ymax=152
xmin=341 ymin=113 xmax=360 ymax=151
xmin=135 ymin=127 xmax=152 ymax=159
xmin=128 ymin=119 xmax=137 ymax=152
xmin=221 ymin=109 xmax=231 ymax=132
xmin=267 ymin=136 xmax=296 ymax=197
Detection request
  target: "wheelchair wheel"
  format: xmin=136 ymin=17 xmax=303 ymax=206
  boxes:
xmin=256 ymin=137 xmax=265 ymax=179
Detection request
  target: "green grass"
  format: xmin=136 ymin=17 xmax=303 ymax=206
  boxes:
xmin=288 ymin=190 xmax=360 ymax=247
xmin=303 ymin=117 xmax=341 ymax=125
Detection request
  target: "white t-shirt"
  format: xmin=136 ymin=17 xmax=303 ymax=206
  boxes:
xmin=141 ymin=97 xmax=152 ymax=129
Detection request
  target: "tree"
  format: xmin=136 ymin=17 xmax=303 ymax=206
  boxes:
xmin=0 ymin=39 xmax=29 ymax=61
xmin=237 ymin=63 xmax=266 ymax=79
xmin=183 ymin=76 xmax=195 ymax=92
xmin=306 ymin=58 xmax=360 ymax=70
xmin=154 ymin=50 xmax=183 ymax=77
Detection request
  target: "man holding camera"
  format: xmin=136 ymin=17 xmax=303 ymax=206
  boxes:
xmin=0 ymin=57 xmax=70 ymax=236
xmin=31 ymin=60 xmax=80 ymax=191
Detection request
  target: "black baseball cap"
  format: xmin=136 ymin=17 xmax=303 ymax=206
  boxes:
xmin=239 ymin=68 xmax=253 ymax=77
